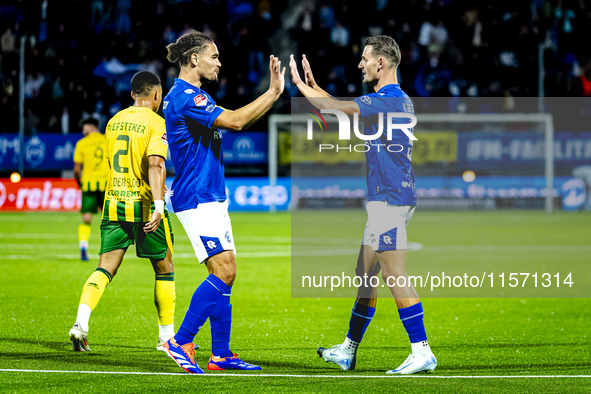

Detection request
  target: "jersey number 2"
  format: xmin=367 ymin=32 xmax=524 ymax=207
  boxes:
xmin=113 ymin=135 xmax=129 ymax=174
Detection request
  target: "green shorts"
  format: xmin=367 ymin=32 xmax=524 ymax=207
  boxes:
xmin=81 ymin=190 xmax=106 ymax=214
xmin=99 ymin=211 xmax=174 ymax=259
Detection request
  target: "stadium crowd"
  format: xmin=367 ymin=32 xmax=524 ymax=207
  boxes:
xmin=1 ymin=0 xmax=591 ymax=134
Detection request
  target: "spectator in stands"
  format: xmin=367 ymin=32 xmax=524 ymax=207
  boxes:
xmin=1 ymin=0 xmax=591 ymax=135
xmin=115 ymin=0 xmax=131 ymax=34
xmin=1 ymin=28 xmax=15 ymax=53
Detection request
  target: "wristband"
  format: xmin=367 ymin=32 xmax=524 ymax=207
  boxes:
xmin=154 ymin=200 xmax=164 ymax=215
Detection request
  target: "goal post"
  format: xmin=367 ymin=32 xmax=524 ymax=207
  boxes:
xmin=268 ymin=113 xmax=555 ymax=213
xmin=413 ymin=113 xmax=554 ymax=213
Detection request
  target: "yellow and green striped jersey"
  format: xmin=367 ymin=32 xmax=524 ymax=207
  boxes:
xmin=102 ymin=106 xmax=168 ymax=222
xmin=73 ymin=132 xmax=110 ymax=192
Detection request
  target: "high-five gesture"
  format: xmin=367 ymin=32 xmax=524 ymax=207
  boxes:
xmin=290 ymin=53 xmax=334 ymax=99
xmin=289 ymin=54 xmax=304 ymax=87
xmin=269 ymin=55 xmax=286 ymax=95
xmin=302 ymin=54 xmax=318 ymax=89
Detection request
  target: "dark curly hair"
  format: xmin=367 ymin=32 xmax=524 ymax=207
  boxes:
xmin=166 ymin=31 xmax=214 ymax=66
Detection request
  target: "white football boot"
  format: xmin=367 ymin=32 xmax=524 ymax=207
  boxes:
xmin=386 ymin=353 xmax=437 ymax=374
xmin=317 ymin=344 xmax=356 ymax=371
xmin=69 ymin=322 xmax=90 ymax=352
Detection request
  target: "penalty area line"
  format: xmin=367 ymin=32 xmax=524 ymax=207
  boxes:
xmin=0 ymin=370 xmax=589 ymax=378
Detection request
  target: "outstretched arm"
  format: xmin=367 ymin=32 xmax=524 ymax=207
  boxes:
xmin=301 ymin=55 xmax=332 ymax=98
xmin=289 ymin=54 xmax=360 ymax=115
xmin=213 ymin=55 xmax=285 ymax=131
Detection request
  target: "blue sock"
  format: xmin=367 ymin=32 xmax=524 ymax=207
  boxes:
xmin=346 ymin=301 xmax=376 ymax=343
xmin=398 ymin=302 xmax=428 ymax=343
xmin=175 ymin=274 xmax=228 ymax=346
xmin=210 ymin=285 xmax=232 ymax=358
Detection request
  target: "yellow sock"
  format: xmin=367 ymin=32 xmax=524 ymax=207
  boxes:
xmin=154 ymin=273 xmax=175 ymax=326
xmin=78 ymin=223 xmax=91 ymax=246
xmin=79 ymin=268 xmax=112 ymax=310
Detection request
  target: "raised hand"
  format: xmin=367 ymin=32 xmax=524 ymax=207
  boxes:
xmin=289 ymin=54 xmax=303 ymax=87
xmin=302 ymin=54 xmax=317 ymax=88
xmin=269 ymin=55 xmax=286 ymax=95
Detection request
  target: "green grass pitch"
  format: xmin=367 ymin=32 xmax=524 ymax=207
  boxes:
xmin=0 ymin=210 xmax=589 ymax=393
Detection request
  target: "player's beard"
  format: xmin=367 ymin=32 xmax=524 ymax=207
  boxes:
xmin=203 ymin=71 xmax=220 ymax=84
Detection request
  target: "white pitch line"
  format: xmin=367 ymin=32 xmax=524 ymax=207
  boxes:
xmin=0 ymin=243 xmax=88 ymax=250
xmin=0 ymin=251 xmax=294 ymax=260
xmin=0 ymin=233 xmax=290 ymax=243
xmin=419 ymin=245 xmax=591 ymax=253
xmin=0 ymin=243 xmax=290 ymax=252
xmin=1 ymin=232 xmax=588 ymax=253
xmin=0 ymin=233 xmax=78 ymax=240
xmin=2 ymin=244 xmax=591 ymax=260
xmin=0 ymin=369 xmax=589 ymax=378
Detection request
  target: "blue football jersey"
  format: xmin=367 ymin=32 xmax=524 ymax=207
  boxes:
xmin=353 ymin=84 xmax=417 ymax=206
xmin=163 ymin=79 xmax=226 ymax=212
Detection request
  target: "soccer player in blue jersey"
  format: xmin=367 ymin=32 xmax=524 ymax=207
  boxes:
xmin=289 ymin=35 xmax=437 ymax=374
xmin=161 ymin=31 xmax=285 ymax=374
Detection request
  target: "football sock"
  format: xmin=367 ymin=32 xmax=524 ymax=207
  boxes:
xmin=77 ymin=268 xmax=112 ymax=331
xmin=154 ymin=273 xmax=176 ymax=327
xmin=342 ymin=337 xmax=359 ymax=356
xmin=210 ymin=285 xmax=232 ymax=358
xmin=398 ymin=302 xmax=430 ymax=356
xmin=411 ymin=340 xmax=432 ymax=357
xmin=175 ymin=274 xmax=228 ymax=346
xmin=159 ymin=324 xmax=175 ymax=341
xmin=78 ymin=223 xmax=91 ymax=247
xmin=346 ymin=301 xmax=376 ymax=350
xmin=76 ymin=304 xmax=92 ymax=332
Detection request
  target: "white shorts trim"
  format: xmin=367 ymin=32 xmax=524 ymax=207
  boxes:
xmin=361 ymin=201 xmax=415 ymax=251
xmin=176 ymin=201 xmax=236 ymax=263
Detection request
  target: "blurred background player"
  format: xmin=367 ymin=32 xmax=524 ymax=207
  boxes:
xmin=69 ymin=71 xmax=176 ymax=353
xmin=73 ymin=118 xmax=109 ymax=261
xmin=289 ymin=36 xmax=436 ymax=374
xmin=161 ymin=31 xmax=285 ymax=374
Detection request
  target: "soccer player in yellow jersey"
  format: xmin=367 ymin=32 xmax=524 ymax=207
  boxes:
xmin=73 ymin=118 xmax=110 ymax=261
xmin=69 ymin=71 xmax=176 ymax=352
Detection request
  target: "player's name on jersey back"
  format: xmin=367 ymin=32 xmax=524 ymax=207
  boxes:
xmin=106 ymin=122 xmax=147 ymax=134
xmin=111 ymin=176 xmax=145 ymax=188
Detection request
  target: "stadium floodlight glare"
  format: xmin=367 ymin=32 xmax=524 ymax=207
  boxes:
xmin=10 ymin=172 xmax=21 ymax=183
xmin=463 ymin=170 xmax=476 ymax=183
xmin=269 ymin=112 xmax=555 ymax=213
